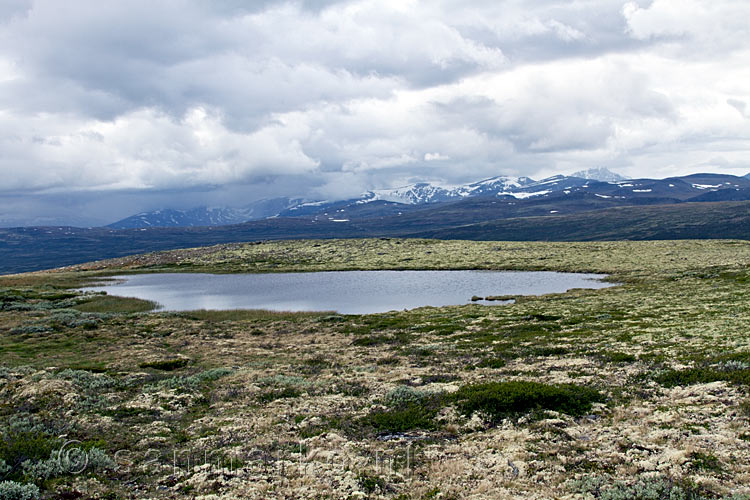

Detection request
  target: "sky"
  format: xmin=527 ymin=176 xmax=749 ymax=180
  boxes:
xmin=1 ymin=0 xmax=749 ymax=226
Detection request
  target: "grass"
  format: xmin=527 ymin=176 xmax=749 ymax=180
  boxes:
xmin=176 ymin=309 xmax=330 ymax=322
xmin=73 ymin=294 xmax=157 ymax=313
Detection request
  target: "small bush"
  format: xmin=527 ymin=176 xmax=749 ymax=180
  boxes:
xmin=476 ymin=357 xmax=507 ymax=369
xmin=357 ymin=471 xmax=387 ymax=494
xmin=0 ymin=481 xmax=40 ymax=500
xmin=328 ymin=380 xmax=368 ymax=397
xmin=689 ymin=451 xmax=722 ymax=473
xmin=385 ymin=386 xmax=429 ymax=407
xmin=363 ymin=405 xmax=437 ymax=432
xmin=256 ymin=374 xmax=312 ymax=402
xmin=139 ymin=358 xmax=189 ymax=371
xmin=155 ymin=368 xmax=234 ymax=391
xmin=569 ymin=473 xmax=742 ymax=500
xmin=56 ymin=369 xmax=118 ymax=392
xmin=531 ymin=347 xmax=569 ymax=357
xmin=453 ymin=381 xmax=603 ymax=422
xmin=361 ymin=387 xmax=446 ymax=433
xmin=603 ymin=352 xmax=637 ymax=363
xmin=0 ymin=432 xmax=59 ymax=477
xmin=257 ymin=375 xmax=310 ymax=388
xmin=656 ymin=367 xmax=750 ymax=387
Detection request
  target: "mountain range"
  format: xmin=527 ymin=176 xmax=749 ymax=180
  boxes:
xmin=109 ymin=168 xmax=748 ymax=229
xmin=2 ymin=168 xmax=750 ymax=274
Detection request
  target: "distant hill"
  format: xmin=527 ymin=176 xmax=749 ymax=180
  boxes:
xmin=4 ymin=171 xmax=750 ymax=274
xmin=1 ymin=200 xmax=748 ymax=274
xmin=108 ymin=198 xmax=302 ymax=229
xmin=413 ymin=201 xmax=750 ymax=241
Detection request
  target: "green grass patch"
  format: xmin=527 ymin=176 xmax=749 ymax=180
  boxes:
xmin=177 ymin=309 xmax=328 ymax=322
xmin=73 ymin=295 xmax=157 ymax=313
xmin=453 ymin=381 xmax=604 ymax=422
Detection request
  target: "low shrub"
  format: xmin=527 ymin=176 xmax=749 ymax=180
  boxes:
xmin=384 ymin=386 xmax=429 ymax=407
xmin=476 ymin=357 xmax=507 ymax=369
xmin=453 ymin=381 xmax=603 ymax=422
xmin=603 ymin=352 xmax=637 ymax=363
xmin=0 ymin=432 xmax=59 ymax=478
xmin=56 ymin=369 xmax=118 ymax=392
xmin=139 ymin=358 xmax=189 ymax=371
xmin=361 ymin=386 xmax=446 ymax=433
xmin=0 ymin=481 xmax=40 ymax=500
xmin=569 ymin=473 xmax=743 ymax=500
xmin=362 ymin=404 xmax=437 ymax=432
xmin=155 ymin=368 xmax=234 ymax=391
xmin=656 ymin=367 xmax=750 ymax=387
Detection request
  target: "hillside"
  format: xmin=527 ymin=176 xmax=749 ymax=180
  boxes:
xmin=1 ymin=201 xmax=748 ymax=274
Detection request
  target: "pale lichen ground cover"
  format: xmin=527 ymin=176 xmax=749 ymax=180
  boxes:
xmin=1 ymin=239 xmax=749 ymax=499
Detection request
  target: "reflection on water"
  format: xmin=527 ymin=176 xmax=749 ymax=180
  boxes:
xmin=82 ymin=270 xmax=613 ymax=315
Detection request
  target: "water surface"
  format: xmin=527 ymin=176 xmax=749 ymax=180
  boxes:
xmin=83 ymin=270 xmax=612 ymax=315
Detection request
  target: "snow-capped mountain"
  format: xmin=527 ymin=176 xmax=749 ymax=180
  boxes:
xmin=108 ymin=207 xmax=252 ymax=229
xmin=368 ymin=176 xmax=538 ymax=204
xmin=371 ymin=182 xmax=461 ymax=204
xmin=571 ymin=167 xmax=629 ymax=182
xmin=107 ymin=171 xmax=750 ymax=229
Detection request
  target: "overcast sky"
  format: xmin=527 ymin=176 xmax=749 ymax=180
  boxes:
xmin=1 ymin=0 xmax=749 ymax=226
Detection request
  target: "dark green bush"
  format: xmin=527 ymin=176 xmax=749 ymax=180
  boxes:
xmin=476 ymin=357 xmax=507 ymax=369
xmin=656 ymin=367 xmax=750 ymax=387
xmin=363 ymin=405 xmax=437 ymax=432
xmin=139 ymin=358 xmax=189 ymax=371
xmin=360 ymin=387 xmax=447 ymax=433
xmin=531 ymin=347 xmax=569 ymax=357
xmin=603 ymin=352 xmax=637 ymax=363
xmin=453 ymin=381 xmax=603 ymax=422
xmin=0 ymin=432 xmax=59 ymax=480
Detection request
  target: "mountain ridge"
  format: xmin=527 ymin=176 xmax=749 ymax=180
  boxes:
xmin=106 ymin=171 xmax=750 ymax=229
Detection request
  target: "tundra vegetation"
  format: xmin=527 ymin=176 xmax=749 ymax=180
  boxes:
xmin=0 ymin=238 xmax=749 ymax=499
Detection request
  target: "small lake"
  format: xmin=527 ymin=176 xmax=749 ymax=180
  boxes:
xmin=83 ymin=270 xmax=612 ymax=315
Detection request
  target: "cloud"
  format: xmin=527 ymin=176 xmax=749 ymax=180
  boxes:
xmin=0 ymin=0 xmax=749 ymax=225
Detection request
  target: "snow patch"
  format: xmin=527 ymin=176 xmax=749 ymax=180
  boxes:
xmin=497 ymin=190 xmax=550 ymax=199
